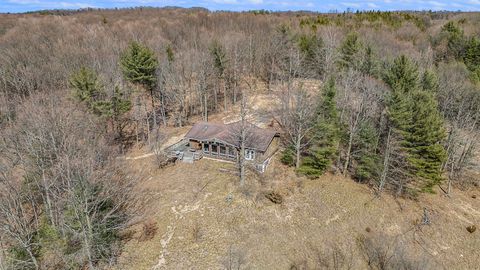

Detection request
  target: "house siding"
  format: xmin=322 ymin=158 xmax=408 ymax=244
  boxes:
xmin=193 ymin=139 xmax=238 ymax=162
xmin=174 ymin=123 xmax=279 ymax=172
xmin=189 ymin=140 xmax=202 ymax=150
xmin=256 ymin=136 xmax=279 ymax=162
xmin=189 ymin=138 xmax=279 ymax=165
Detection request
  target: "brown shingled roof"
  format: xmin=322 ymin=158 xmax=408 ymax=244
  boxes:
xmin=184 ymin=121 xmax=278 ymax=152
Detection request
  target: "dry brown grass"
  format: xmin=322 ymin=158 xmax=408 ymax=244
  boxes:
xmin=114 ymin=135 xmax=480 ymax=269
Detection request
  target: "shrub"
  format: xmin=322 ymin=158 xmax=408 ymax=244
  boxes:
xmin=265 ymin=191 xmax=283 ymax=204
xmin=139 ymin=220 xmax=158 ymax=242
xmin=280 ymin=146 xmax=295 ymax=166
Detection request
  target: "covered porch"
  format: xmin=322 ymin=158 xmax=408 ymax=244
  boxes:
xmin=190 ymin=139 xmax=237 ymax=161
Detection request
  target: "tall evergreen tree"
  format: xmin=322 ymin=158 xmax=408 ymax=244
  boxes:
xmin=298 ymin=77 xmax=340 ymax=177
xmin=383 ymin=55 xmax=419 ymax=94
xmin=120 ymin=41 xmax=159 ymax=127
xmin=338 ymin=32 xmax=361 ymax=70
xmin=93 ymin=86 xmax=132 ymax=119
xmin=120 ymin=41 xmax=158 ymax=90
xmin=105 ymin=86 xmax=132 ymax=141
xmin=354 ymin=121 xmax=381 ymax=182
xmin=406 ymin=90 xmax=446 ymax=192
xmin=361 ymin=45 xmax=378 ymax=77
xmin=464 ymin=37 xmax=480 ymax=71
xmin=70 ymin=67 xmax=103 ymax=104
xmin=384 ymin=55 xmax=446 ymax=194
xmin=70 ymin=68 xmax=131 ymax=139
xmin=421 ymin=69 xmax=439 ymax=93
xmin=297 ymin=33 xmax=325 ymax=77
xmin=441 ymin=21 xmax=466 ymax=60
xmin=110 ymin=86 xmax=132 ymax=119
xmin=210 ymin=40 xmax=228 ymax=77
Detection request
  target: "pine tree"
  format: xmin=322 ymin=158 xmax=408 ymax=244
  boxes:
xmin=70 ymin=67 xmax=103 ymax=104
xmin=460 ymin=34 xmax=480 ymax=83
xmin=110 ymin=86 xmax=132 ymax=119
xmin=383 ymin=55 xmax=419 ymax=94
xmin=297 ymin=33 xmax=324 ymax=77
xmin=361 ymin=45 xmax=377 ymax=77
xmin=120 ymin=41 xmax=158 ymax=128
xmin=469 ymin=67 xmax=480 ymax=84
xmin=421 ymin=69 xmax=439 ymax=93
xmin=406 ymin=90 xmax=446 ymax=192
xmin=338 ymin=32 xmax=361 ymax=70
xmin=92 ymin=86 xmax=132 ymax=118
xmin=120 ymin=41 xmax=158 ymax=91
xmin=108 ymin=86 xmax=132 ymax=140
xmin=464 ymin=37 xmax=480 ymax=72
xmin=298 ymin=34 xmax=320 ymax=61
xmin=354 ymin=121 xmax=381 ymax=182
xmin=384 ymin=55 xmax=446 ymax=194
xmin=280 ymin=146 xmax=295 ymax=166
xmin=298 ymin=77 xmax=340 ymax=177
xmin=441 ymin=21 xmax=466 ymax=60
xmin=441 ymin=21 xmax=462 ymax=35
xmin=384 ymin=55 xmax=418 ymax=139
xmin=210 ymin=40 xmax=228 ymax=77
xmin=70 ymin=67 xmax=132 ymax=139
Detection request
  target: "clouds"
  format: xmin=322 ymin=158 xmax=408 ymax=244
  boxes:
xmin=1 ymin=0 xmax=480 ymax=13
xmin=334 ymin=0 xmax=480 ymax=11
xmin=4 ymin=0 xmax=97 ymax=10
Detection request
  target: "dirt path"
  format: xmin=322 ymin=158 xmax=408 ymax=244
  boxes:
xmin=126 ymin=152 xmax=155 ymax=160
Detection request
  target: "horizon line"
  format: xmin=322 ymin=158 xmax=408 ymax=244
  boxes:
xmin=0 ymin=5 xmax=474 ymax=15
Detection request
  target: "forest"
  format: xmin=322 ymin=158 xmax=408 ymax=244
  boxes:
xmin=0 ymin=7 xmax=479 ymax=269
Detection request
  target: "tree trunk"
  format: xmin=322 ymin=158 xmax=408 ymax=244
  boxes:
xmin=379 ymin=128 xmax=392 ymax=193
xmin=295 ymin=136 xmax=301 ymax=169
xmin=239 ymin=142 xmax=245 ymax=187
xmin=447 ymin=160 xmax=454 ymax=196
xmin=150 ymin=88 xmax=157 ymax=128
xmin=223 ymin=80 xmax=227 ymax=112
xmin=268 ymin=59 xmax=275 ymax=91
xmin=342 ymin=130 xmax=354 ymax=176
xmin=203 ymin=93 xmax=208 ymax=122
xmin=343 ymin=109 xmax=361 ymax=176
xmin=42 ymin=170 xmax=56 ymax=228
xmin=135 ymin=121 xmax=139 ymax=143
xmin=213 ymin=85 xmax=218 ymax=112
xmin=23 ymin=243 xmax=39 ymax=270
xmin=159 ymin=92 xmax=167 ymax=126
xmin=239 ymin=92 xmax=247 ymax=186
xmin=83 ymin=214 xmax=94 ymax=270
xmin=145 ymin=103 xmax=150 ymax=143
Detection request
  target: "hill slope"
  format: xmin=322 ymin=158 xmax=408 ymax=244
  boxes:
xmin=116 ymin=150 xmax=479 ymax=269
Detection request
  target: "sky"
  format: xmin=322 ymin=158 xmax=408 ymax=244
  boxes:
xmin=1 ymin=0 xmax=480 ymax=13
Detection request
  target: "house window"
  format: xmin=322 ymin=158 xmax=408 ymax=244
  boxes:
xmin=203 ymin=143 xmax=209 ymax=153
xmin=211 ymin=144 xmax=218 ymax=155
xmin=245 ymin=149 xmax=255 ymax=160
xmin=220 ymin=145 xmax=226 ymax=156
xmin=228 ymin=147 xmax=236 ymax=159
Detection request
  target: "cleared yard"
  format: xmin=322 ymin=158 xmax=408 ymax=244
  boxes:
xmin=115 ymin=153 xmax=480 ymax=269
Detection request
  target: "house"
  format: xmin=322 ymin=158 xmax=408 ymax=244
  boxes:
xmin=167 ymin=121 xmax=280 ymax=172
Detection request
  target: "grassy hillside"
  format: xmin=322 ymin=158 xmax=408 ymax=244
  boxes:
xmin=118 ymin=148 xmax=480 ymax=269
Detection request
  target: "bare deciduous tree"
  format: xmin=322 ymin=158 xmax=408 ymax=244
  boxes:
xmin=279 ymin=84 xmax=315 ymax=169
xmin=338 ymin=72 xmax=383 ymax=176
